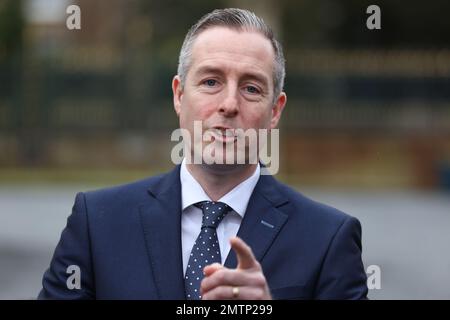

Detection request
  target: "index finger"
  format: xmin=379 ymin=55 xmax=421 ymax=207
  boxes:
xmin=230 ymin=236 xmax=258 ymax=270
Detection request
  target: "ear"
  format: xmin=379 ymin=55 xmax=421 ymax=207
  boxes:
xmin=270 ymin=92 xmax=287 ymax=129
xmin=172 ymin=75 xmax=183 ymax=116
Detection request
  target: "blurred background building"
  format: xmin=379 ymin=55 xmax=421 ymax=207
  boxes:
xmin=0 ymin=0 xmax=449 ymax=299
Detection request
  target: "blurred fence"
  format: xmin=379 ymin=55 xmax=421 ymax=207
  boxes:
xmin=1 ymin=0 xmax=450 ymax=189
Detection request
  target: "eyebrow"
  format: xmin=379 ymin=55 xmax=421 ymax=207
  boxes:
xmin=194 ymin=65 xmax=270 ymax=88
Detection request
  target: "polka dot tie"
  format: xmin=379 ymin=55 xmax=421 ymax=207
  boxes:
xmin=185 ymin=201 xmax=231 ymax=300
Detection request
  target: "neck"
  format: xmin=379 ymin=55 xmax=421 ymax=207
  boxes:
xmin=186 ymin=163 xmax=257 ymax=201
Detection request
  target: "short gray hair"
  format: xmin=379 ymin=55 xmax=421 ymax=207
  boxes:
xmin=177 ymin=8 xmax=286 ymax=102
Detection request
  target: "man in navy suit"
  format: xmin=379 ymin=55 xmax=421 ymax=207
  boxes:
xmin=39 ymin=8 xmax=368 ymax=300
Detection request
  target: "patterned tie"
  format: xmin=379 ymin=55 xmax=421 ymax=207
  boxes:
xmin=185 ymin=201 xmax=231 ymax=300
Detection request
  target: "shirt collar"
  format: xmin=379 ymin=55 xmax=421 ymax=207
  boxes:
xmin=180 ymin=159 xmax=260 ymax=218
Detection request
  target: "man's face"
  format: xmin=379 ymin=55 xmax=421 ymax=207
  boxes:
xmin=172 ymin=26 xmax=286 ymax=165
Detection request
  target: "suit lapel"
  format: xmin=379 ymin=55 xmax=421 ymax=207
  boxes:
xmin=138 ymin=166 xmax=289 ymax=298
xmin=139 ymin=166 xmax=186 ymax=299
xmin=224 ymin=174 xmax=289 ymax=268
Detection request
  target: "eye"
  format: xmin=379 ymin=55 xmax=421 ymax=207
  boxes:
xmin=245 ymin=85 xmax=260 ymax=94
xmin=203 ymin=79 xmax=217 ymax=87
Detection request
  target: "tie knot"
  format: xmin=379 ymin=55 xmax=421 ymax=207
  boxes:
xmin=195 ymin=201 xmax=231 ymax=229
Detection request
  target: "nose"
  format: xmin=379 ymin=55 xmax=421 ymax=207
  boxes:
xmin=218 ymin=86 xmax=239 ymax=117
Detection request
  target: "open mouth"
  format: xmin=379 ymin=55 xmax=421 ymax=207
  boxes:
xmin=209 ymin=126 xmax=237 ymax=142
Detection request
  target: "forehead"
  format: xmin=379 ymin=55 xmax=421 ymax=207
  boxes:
xmin=188 ymin=27 xmax=275 ymax=80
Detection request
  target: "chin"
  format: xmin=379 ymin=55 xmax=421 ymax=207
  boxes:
xmin=200 ymin=162 xmax=250 ymax=175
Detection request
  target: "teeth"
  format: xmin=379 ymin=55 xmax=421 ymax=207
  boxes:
xmin=223 ymin=130 xmax=234 ymax=137
xmin=214 ymin=128 xmax=234 ymax=137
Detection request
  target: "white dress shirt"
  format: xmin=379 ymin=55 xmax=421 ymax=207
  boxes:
xmin=180 ymin=159 xmax=260 ymax=275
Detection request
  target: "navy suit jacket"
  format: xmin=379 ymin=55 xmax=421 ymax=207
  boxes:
xmin=38 ymin=166 xmax=368 ymax=299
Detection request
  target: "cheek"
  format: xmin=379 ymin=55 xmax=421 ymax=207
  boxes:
xmin=178 ymin=95 xmax=215 ymax=131
xmin=243 ymin=107 xmax=273 ymax=128
xmin=183 ymin=94 xmax=217 ymax=118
